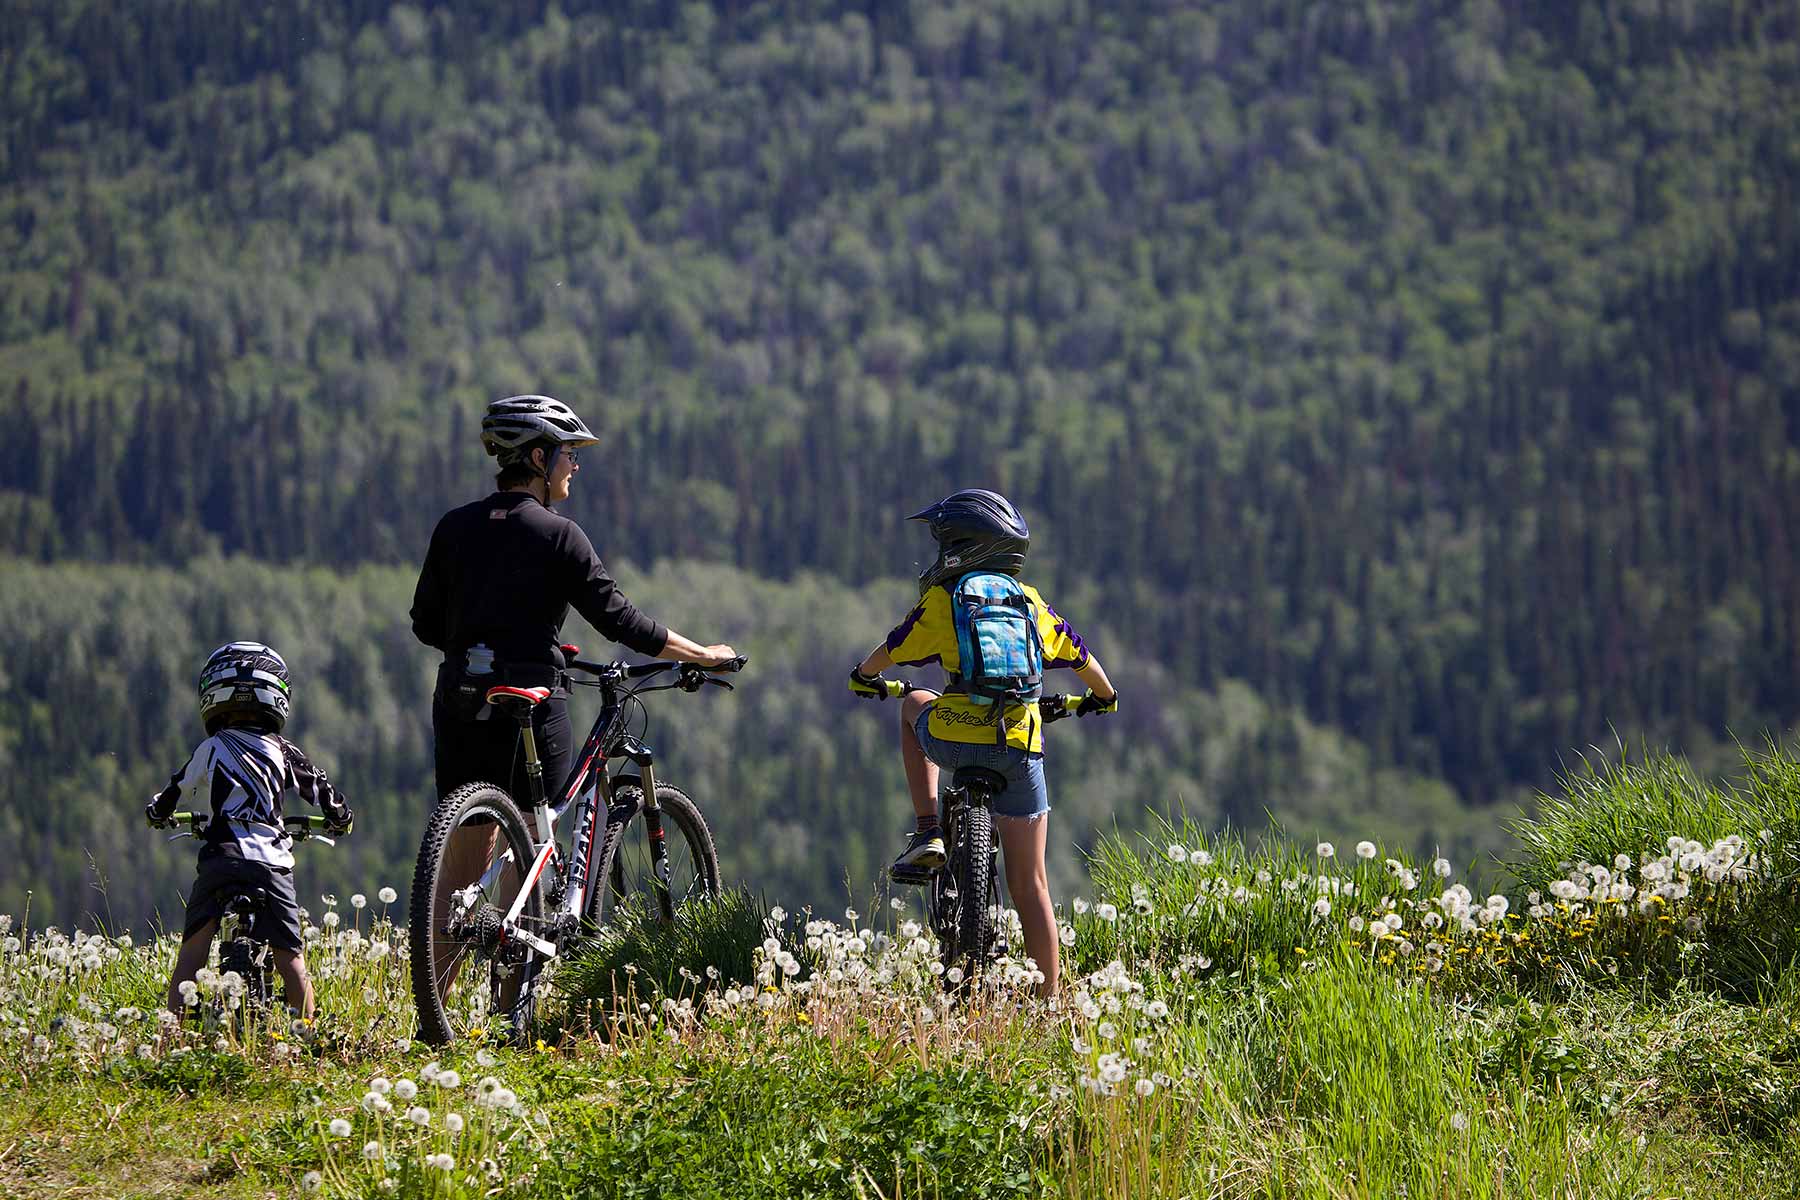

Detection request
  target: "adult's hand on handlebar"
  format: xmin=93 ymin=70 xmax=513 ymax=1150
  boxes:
xmin=144 ymin=802 xmax=169 ymax=829
xmin=696 ymin=644 xmax=741 ymax=668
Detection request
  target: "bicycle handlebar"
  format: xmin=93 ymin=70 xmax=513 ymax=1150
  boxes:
xmin=156 ymin=811 xmax=342 ymax=840
xmin=561 ymin=648 xmax=748 ymax=691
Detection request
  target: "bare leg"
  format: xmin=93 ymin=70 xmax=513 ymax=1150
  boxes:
xmin=998 ymin=814 xmax=1058 ymax=999
xmin=166 ymin=921 xmax=218 ymax=1017
xmin=272 ymin=948 xmax=315 ymax=1019
xmin=898 ymin=691 xmax=940 ymax=820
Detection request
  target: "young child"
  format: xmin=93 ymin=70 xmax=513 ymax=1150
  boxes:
xmin=849 ymin=489 xmax=1117 ymax=998
xmin=145 ymin=641 xmax=353 ymax=1019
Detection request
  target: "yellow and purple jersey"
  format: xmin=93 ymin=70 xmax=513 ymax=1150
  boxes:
xmin=884 ymin=581 xmax=1089 ymax=752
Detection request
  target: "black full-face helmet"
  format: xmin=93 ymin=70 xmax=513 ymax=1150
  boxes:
xmin=909 ymin=488 xmax=1031 ymax=593
xmin=198 ymin=641 xmax=291 ymax=734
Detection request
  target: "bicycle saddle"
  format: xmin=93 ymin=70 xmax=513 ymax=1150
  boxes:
xmin=224 ymin=889 xmax=268 ymax=915
xmin=950 ymin=765 xmax=1009 ymax=797
xmin=485 ymin=685 xmax=552 ymax=715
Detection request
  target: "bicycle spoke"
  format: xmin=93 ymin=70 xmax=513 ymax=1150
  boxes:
xmin=607 ymin=821 xmax=706 ymax=909
xmin=587 ymin=783 xmax=718 ymax=928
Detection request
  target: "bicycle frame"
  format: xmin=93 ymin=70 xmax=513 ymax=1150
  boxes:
xmin=475 ymin=656 xmax=731 ymax=958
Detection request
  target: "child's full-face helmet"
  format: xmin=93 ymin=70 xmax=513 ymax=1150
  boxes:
xmin=909 ymin=488 xmax=1031 ymax=593
xmin=198 ymin=641 xmax=291 ymax=734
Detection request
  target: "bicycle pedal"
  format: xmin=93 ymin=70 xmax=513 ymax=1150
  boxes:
xmin=888 ymin=864 xmax=936 ymax=886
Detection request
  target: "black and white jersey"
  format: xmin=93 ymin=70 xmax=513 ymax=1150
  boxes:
xmin=148 ymin=729 xmax=351 ymax=867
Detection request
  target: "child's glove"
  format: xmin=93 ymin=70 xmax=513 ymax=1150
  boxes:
xmin=849 ymin=668 xmax=902 ymax=701
xmin=144 ymin=802 xmax=169 ymax=829
xmin=1076 ymin=689 xmax=1119 ymax=717
xmin=325 ymin=811 xmax=354 ymax=837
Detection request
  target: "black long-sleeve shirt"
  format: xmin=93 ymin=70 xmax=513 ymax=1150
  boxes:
xmin=410 ymin=491 xmax=667 ymax=667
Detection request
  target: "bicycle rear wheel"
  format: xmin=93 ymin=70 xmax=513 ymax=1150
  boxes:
xmin=409 ymin=782 xmax=545 ymax=1046
xmin=586 ymin=781 xmax=719 ymax=926
xmin=934 ymin=803 xmax=997 ymax=981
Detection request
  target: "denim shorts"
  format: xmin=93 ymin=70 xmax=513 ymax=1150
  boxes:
xmin=914 ymin=707 xmax=1050 ymax=819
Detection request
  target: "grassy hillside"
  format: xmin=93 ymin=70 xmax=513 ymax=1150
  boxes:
xmin=3 ymin=749 xmax=1797 ymax=1197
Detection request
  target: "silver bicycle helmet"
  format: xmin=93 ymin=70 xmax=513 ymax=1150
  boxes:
xmin=199 ymin=641 xmax=291 ymax=734
xmin=909 ymin=488 xmax=1031 ymax=593
xmin=480 ymin=395 xmax=600 ymax=467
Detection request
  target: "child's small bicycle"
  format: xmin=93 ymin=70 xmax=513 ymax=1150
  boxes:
xmin=154 ymin=810 xmax=339 ymax=1016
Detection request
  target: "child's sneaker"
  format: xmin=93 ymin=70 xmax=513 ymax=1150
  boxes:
xmin=889 ymin=827 xmax=945 ymax=883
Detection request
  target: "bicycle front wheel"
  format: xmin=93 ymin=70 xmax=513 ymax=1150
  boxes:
xmin=409 ymin=782 xmax=545 ymax=1046
xmin=586 ymin=781 xmax=719 ymax=926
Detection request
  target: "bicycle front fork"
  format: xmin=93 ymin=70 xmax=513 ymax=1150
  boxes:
xmin=616 ymin=734 xmax=674 ymax=919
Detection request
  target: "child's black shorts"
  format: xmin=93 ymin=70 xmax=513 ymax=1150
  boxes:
xmin=183 ymin=855 xmax=305 ymax=952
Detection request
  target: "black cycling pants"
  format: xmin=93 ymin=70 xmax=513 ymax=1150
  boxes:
xmin=432 ymin=694 xmax=573 ymax=812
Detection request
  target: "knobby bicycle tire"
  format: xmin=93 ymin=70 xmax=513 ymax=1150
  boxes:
xmin=409 ymin=782 xmax=544 ymax=1046
xmin=585 ymin=781 xmax=719 ymax=926
xmin=940 ymin=804 xmax=997 ymax=979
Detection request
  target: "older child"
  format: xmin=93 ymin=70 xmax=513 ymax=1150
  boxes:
xmin=146 ymin=641 xmax=352 ymax=1019
xmin=849 ymin=489 xmax=1117 ymax=997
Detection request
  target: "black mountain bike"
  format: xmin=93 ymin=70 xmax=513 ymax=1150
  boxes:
xmin=409 ymin=649 xmax=745 ymax=1046
xmin=921 ymin=694 xmax=1102 ymax=981
xmin=154 ymin=810 xmax=339 ymax=1018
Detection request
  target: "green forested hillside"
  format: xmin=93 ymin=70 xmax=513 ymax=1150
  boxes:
xmin=3 ymin=0 xmax=1798 ymax=927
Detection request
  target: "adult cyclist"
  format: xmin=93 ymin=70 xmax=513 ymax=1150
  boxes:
xmin=410 ymin=395 xmax=738 ymax=963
